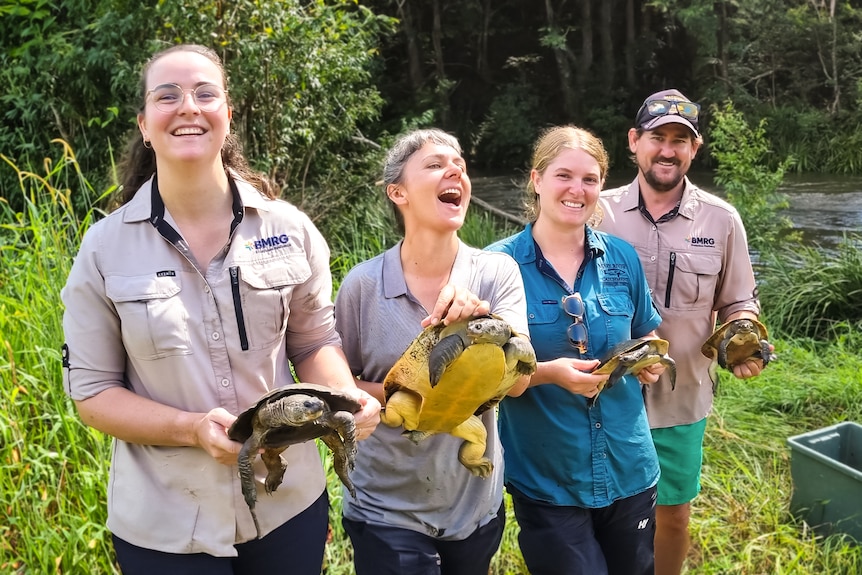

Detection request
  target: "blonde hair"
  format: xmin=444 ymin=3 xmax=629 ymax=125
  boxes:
xmin=523 ymin=125 xmax=609 ymax=222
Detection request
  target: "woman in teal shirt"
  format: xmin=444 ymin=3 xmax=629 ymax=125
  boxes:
xmin=487 ymin=125 xmax=665 ymax=575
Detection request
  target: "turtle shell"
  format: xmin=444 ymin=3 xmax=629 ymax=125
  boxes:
xmin=701 ymin=318 xmax=773 ymax=370
xmin=228 ymin=382 xmax=362 ymax=445
xmin=380 ymin=314 xmax=537 ymax=477
xmin=590 ymin=338 xmax=676 ymax=407
xmin=228 ymin=382 xmax=362 ymax=539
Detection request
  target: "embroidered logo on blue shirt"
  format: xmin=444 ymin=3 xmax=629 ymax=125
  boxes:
xmin=244 ymin=234 xmax=291 ymax=252
xmin=598 ymin=263 xmax=629 ymax=286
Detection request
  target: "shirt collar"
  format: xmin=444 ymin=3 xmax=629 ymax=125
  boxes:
xmin=625 ymin=176 xmax=697 ymax=222
xmin=381 ymin=239 xmax=473 ymax=299
xmin=121 ymin=169 xmax=269 ymax=225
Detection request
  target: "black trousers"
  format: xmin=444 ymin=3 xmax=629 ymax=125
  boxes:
xmin=509 ymin=484 xmax=657 ymax=575
xmin=113 ymin=489 xmax=328 ymax=575
xmin=342 ymin=502 xmax=505 ymax=575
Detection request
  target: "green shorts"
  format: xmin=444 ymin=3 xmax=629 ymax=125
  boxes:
xmin=651 ymin=417 xmax=708 ymax=506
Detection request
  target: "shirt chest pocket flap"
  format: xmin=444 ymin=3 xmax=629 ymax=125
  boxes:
xmin=106 ymin=274 xmax=191 ymax=360
xmin=669 ymin=252 xmax=721 ymax=310
xmin=234 ymin=256 xmax=311 ymax=349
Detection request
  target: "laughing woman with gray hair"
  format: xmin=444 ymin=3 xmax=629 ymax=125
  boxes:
xmin=334 ymin=128 xmax=531 ymax=575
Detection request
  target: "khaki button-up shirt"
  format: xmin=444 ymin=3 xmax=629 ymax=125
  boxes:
xmin=62 ymin=176 xmax=338 ymax=555
xmin=597 ymin=178 xmax=760 ymax=428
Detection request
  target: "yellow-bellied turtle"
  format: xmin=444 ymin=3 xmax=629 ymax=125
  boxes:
xmin=701 ymin=318 xmax=775 ymax=384
xmin=381 ymin=314 xmax=537 ymax=478
xmin=227 ymin=383 xmax=361 ymax=538
xmin=590 ymin=338 xmax=676 ymax=407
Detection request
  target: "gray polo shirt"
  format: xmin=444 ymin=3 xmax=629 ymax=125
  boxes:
xmin=598 ymin=178 xmax=760 ymax=428
xmin=62 ymin=175 xmax=339 ymax=555
xmin=335 ymin=240 xmax=528 ymax=540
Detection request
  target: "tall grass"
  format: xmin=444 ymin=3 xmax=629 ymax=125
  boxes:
xmin=1 ymin=142 xmax=117 ymax=573
xmin=2 ymin=146 xmax=861 ymax=573
xmin=759 ymin=236 xmax=862 ymax=340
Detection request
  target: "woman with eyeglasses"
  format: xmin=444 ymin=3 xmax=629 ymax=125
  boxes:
xmin=486 ymin=125 xmax=666 ymax=575
xmin=334 ymin=128 xmax=531 ymax=575
xmin=60 ymin=44 xmax=381 ymax=573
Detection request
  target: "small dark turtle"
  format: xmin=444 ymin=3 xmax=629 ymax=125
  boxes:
xmin=591 ymin=338 xmax=677 ymax=407
xmin=701 ymin=318 xmax=775 ymax=385
xmin=382 ymin=314 xmax=537 ymax=478
xmin=227 ymin=383 xmax=361 ymax=538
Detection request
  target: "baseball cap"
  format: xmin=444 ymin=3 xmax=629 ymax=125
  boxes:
xmin=635 ymin=89 xmax=700 ymax=137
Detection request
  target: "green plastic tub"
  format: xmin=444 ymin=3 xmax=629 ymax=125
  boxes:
xmin=787 ymin=421 xmax=862 ymax=542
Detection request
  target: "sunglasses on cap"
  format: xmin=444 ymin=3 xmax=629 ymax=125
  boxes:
xmin=562 ymin=293 xmax=588 ymax=355
xmin=642 ymin=99 xmax=701 ymax=123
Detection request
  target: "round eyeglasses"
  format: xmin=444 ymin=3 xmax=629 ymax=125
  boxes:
xmin=146 ymin=83 xmax=228 ymax=113
xmin=562 ymin=293 xmax=588 ymax=354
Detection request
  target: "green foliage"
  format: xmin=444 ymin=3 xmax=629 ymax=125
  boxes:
xmin=0 ymin=0 xmax=154 ymax=211
xmin=472 ymin=56 xmax=545 ymax=170
xmin=759 ymin=236 xmax=862 ymax=340
xmin=0 ymin=0 xmax=396 ymax=240
xmin=708 ymin=101 xmax=796 ymax=252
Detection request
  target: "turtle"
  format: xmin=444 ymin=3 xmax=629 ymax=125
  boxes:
xmin=227 ymin=383 xmax=361 ymax=538
xmin=590 ymin=338 xmax=677 ymax=407
xmin=381 ymin=314 xmax=537 ymax=478
xmin=701 ymin=317 xmax=775 ymax=385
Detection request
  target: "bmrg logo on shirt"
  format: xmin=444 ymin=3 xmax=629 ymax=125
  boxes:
xmin=685 ymin=235 xmax=715 ymax=247
xmin=244 ymin=234 xmax=291 ymax=252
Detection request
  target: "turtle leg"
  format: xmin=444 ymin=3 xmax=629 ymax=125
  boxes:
xmin=663 ymin=357 xmax=677 ymax=390
xmin=449 ymin=415 xmax=492 ymax=478
xmin=759 ymin=339 xmax=774 ymax=365
xmin=428 ymin=334 xmax=467 ymax=387
xmin=261 ymin=446 xmax=288 ymax=495
xmin=320 ymin=431 xmax=357 ymax=498
xmin=504 ymin=336 xmax=538 ymax=376
xmin=589 ymin=363 xmax=628 ymax=408
xmin=381 ymin=390 xmax=422 ymax=430
xmin=237 ymin=437 xmax=263 ymax=538
xmin=717 ymin=338 xmax=730 ymax=370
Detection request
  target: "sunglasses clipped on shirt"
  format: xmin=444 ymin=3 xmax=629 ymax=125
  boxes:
xmin=642 ymin=99 xmax=701 ymax=123
xmin=562 ymin=293 xmax=588 ymax=355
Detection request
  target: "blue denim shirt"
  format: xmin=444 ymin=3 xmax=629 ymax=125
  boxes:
xmin=487 ymin=224 xmax=661 ymax=508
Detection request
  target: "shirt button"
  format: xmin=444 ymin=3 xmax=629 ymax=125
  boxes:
xmin=650 ymin=255 xmax=656 ymax=262
xmin=528 ymin=313 xmax=535 ymax=319
xmin=212 ymin=332 xmax=221 ymax=341
xmin=652 ymin=225 xmax=657 ymax=231
xmin=595 ymin=422 xmax=601 ymax=429
xmin=204 ymin=285 xmax=211 ymax=293
xmin=221 ymin=378 xmax=230 ymax=387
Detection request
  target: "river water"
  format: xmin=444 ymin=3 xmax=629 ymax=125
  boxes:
xmin=471 ymin=171 xmax=862 ymax=250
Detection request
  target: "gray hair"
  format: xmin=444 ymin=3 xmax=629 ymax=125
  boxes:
xmin=382 ymin=129 xmax=462 ymax=187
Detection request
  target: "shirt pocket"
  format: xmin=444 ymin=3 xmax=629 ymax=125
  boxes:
xmin=235 ymin=256 xmax=312 ymax=351
xmin=525 ymin=298 xmax=567 ymax=359
xmin=667 ymin=252 xmax=721 ymax=311
xmin=106 ymin=275 xmax=191 ymax=360
xmin=595 ymin=292 xmax=635 ymax=350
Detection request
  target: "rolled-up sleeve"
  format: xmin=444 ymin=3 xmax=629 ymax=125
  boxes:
xmin=61 ymin=224 xmax=127 ymax=400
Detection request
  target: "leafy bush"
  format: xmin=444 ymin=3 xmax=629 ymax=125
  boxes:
xmin=708 ymin=101 xmax=796 ymax=252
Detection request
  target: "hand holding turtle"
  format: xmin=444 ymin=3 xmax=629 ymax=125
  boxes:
xmin=344 ymin=388 xmax=382 ymax=441
xmin=195 ymin=407 xmax=243 ymax=466
xmin=421 ymin=284 xmax=491 ymax=327
xmin=731 ymin=348 xmax=773 ymax=379
xmin=530 ymin=357 xmax=610 ymax=398
xmin=634 ymin=361 xmax=666 ymax=385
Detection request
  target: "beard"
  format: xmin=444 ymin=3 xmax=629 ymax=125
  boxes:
xmin=641 ymin=160 xmax=685 ymax=192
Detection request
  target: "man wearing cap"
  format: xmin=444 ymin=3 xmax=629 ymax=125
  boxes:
xmin=596 ymin=89 xmax=765 ymax=575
